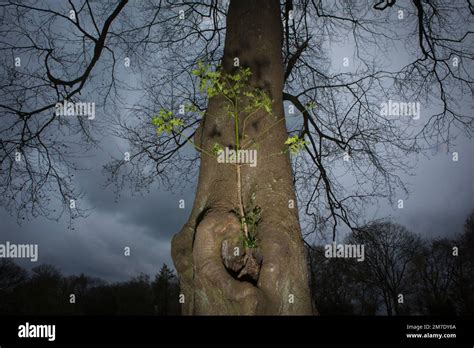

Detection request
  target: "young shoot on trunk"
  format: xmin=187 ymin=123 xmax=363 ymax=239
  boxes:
xmin=153 ymin=62 xmax=309 ymax=287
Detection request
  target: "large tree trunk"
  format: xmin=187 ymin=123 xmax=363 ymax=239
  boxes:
xmin=171 ymin=0 xmax=314 ymax=315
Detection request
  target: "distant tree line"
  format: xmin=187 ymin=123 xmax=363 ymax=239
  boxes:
xmin=1 ymin=211 xmax=472 ymax=316
xmin=309 ymin=211 xmax=474 ymax=315
xmin=0 ymin=263 xmax=180 ymax=315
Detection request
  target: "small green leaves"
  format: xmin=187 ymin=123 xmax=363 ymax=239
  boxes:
xmin=285 ymin=135 xmax=307 ymax=155
xmin=305 ymin=100 xmax=317 ymax=110
xmin=239 ymin=205 xmax=261 ymax=249
xmin=192 ymin=61 xmax=222 ymax=97
xmin=152 ymin=109 xmax=183 ymax=135
xmin=191 ymin=60 xmax=210 ymax=77
xmin=211 ymin=143 xmax=223 ymax=155
xmin=192 ymin=61 xmax=272 ymax=116
xmin=246 ymin=205 xmax=262 ymax=232
xmin=242 ymin=234 xmax=258 ymax=249
xmin=260 ymin=91 xmax=273 ymax=114
xmin=169 ymin=118 xmax=183 ymax=128
xmin=184 ymin=103 xmax=199 ymax=113
xmin=246 ymin=89 xmax=272 ymax=114
xmin=229 ymin=67 xmax=251 ymax=83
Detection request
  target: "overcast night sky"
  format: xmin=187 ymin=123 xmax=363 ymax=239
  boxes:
xmin=0 ymin=0 xmax=473 ymax=282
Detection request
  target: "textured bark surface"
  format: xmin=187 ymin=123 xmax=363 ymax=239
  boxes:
xmin=171 ymin=0 xmax=314 ymax=315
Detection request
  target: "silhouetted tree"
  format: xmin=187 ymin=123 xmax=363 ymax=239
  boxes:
xmin=21 ymin=264 xmax=66 ymax=314
xmin=347 ymin=222 xmax=421 ymax=315
xmin=82 ymin=283 xmax=118 ymax=315
xmin=413 ymin=238 xmax=458 ymax=315
xmin=114 ymin=273 xmax=154 ymax=315
xmin=0 ymin=259 xmax=27 ymax=292
xmin=62 ymin=273 xmax=104 ymax=315
xmin=309 ymin=245 xmax=355 ymax=315
xmin=0 ymin=262 xmax=184 ymax=315
xmin=0 ymin=259 xmax=27 ymax=312
xmin=453 ymin=210 xmax=474 ymax=314
xmin=152 ymin=264 xmax=180 ymax=315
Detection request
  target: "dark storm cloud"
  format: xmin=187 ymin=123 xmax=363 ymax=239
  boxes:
xmin=0 ymin=187 xmax=184 ymax=281
xmin=0 ymin=131 xmax=196 ymax=281
xmin=362 ymin=136 xmax=474 ymax=240
xmin=395 ymin=138 xmax=474 ymax=239
xmin=69 ymin=135 xmax=196 ymax=242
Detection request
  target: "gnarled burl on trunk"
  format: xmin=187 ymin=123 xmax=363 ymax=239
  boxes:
xmin=171 ymin=0 xmax=314 ymax=315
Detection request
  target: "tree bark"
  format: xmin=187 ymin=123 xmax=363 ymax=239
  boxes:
xmin=171 ymin=0 xmax=314 ymax=315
